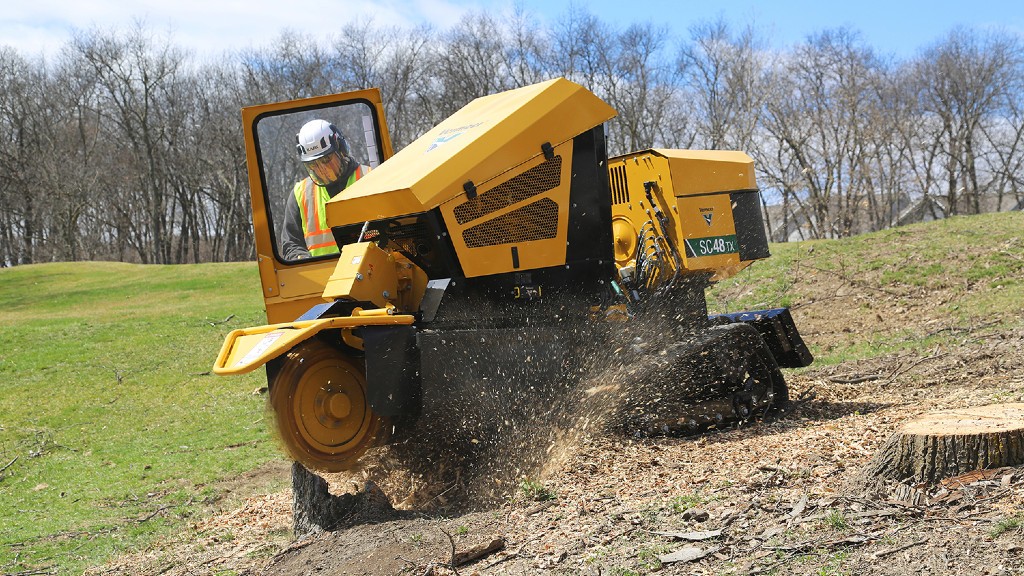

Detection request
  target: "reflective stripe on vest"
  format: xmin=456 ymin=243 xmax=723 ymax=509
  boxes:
xmin=292 ymin=165 xmax=367 ymax=257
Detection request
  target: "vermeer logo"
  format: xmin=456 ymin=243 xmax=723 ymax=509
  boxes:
xmin=426 ymin=122 xmax=484 ymax=152
xmin=699 ymin=207 xmax=714 ymax=227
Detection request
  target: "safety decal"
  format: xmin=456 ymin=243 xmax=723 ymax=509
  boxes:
xmin=235 ymin=330 xmax=285 ymax=367
xmin=700 ymin=207 xmax=714 ymax=227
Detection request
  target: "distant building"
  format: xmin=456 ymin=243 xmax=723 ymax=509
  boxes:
xmin=895 ymin=196 xmax=947 ymax=227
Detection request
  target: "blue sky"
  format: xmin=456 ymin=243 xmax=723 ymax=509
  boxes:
xmin=2 ymin=0 xmax=1021 ymax=61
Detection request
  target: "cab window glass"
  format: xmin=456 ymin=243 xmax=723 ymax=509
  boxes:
xmin=255 ymin=101 xmax=383 ymax=263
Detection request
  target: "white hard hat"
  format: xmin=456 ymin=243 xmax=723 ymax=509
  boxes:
xmin=295 ymin=119 xmax=349 ymax=161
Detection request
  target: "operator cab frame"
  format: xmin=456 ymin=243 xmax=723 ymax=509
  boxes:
xmin=242 ymin=90 xmax=394 ymax=323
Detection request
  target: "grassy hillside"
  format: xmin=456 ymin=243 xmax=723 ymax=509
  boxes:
xmin=0 ymin=261 xmax=285 ymax=575
xmin=708 ymin=212 xmax=1024 ymax=366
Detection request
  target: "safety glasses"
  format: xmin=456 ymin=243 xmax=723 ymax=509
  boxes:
xmin=304 ymin=151 xmax=344 ymax=186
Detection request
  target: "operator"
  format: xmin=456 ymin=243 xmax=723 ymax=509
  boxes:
xmin=279 ymin=119 xmax=370 ymax=260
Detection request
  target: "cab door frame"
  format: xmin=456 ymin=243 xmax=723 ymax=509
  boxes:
xmin=241 ymin=89 xmax=395 ymax=324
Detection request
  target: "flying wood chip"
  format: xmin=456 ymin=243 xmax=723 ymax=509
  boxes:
xmin=652 ymin=529 xmax=723 ymax=541
xmin=658 ymin=545 xmax=720 ymax=564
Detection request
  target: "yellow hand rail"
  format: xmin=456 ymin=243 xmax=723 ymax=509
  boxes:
xmin=212 ymin=313 xmax=415 ymax=375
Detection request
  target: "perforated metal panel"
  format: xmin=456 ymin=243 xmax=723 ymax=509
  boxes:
xmin=454 ymin=157 xmax=562 ymax=225
xmin=463 ymin=199 xmax=559 ymax=248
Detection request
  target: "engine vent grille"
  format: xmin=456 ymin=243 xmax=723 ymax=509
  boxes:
xmin=609 ymin=164 xmax=630 ymax=204
xmin=463 ymin=199 xmax=559 ymax=248
xmin=454 ymin=156 xmax=562 ymax=225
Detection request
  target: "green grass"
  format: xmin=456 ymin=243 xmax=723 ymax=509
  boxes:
xmin=710 ymin=212 xmax=1024 ymax=313
xmin=0 ymin=261 xmax=281 ymax=576
xmin=518 ymin=477 xmax=557 ymax=501
xmin=669 ymin=492 xmax=707 ymax=513
xmin=810 ymin=329 xmax=955 ymax=367
xmin=989 ymin=514 xmax=1023 ymax=538
xmin=816 ymin=550 xmax=850 ymax=576
xmin=821 ymin=509 xmax=849 ymax=530
xmin=635 ymin=542 xmax=672 ymax=571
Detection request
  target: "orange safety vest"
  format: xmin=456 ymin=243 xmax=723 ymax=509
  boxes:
xmin=293 ymin=165 xmax=367 ymax=257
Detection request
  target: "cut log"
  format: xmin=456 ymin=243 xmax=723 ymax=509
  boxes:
xmin=861 ymin=403 xmax=1024 ymax=485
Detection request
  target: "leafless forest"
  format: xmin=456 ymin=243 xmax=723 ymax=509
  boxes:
xmin=1 ymin=10 xmax=1022 ymax=266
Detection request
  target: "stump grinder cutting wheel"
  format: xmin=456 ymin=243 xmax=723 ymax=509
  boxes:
xmin=269 ymin=340 xmax=387 ymax=471
xmin=212 ymin=78 xmax=812 ymax=473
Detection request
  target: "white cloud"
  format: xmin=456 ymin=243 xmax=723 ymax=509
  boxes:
xmin=3 ymin=0 xmax=1020 ymax=62
xmin=0 ymin=0 xmax=476 ymax=60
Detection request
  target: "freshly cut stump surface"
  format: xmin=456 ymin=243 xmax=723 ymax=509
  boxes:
xmin=862 ymin=403 xmax=1024 ymax=484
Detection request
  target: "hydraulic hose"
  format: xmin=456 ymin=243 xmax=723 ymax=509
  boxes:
xmin=643 ymin=181 xmax=682 ymax=291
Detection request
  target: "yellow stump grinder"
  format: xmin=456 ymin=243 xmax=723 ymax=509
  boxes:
xmin=213 ymin=78 xmax=812 ymax=472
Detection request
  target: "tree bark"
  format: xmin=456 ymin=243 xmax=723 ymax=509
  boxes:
xmin=861 ymin=403 xmax=1024 ymax=485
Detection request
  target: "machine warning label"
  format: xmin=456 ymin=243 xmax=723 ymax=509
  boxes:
xmin=684 ymin=234 xmax=739 ymax=258
xmin=235 ymin=330 xmax=285 ymax=367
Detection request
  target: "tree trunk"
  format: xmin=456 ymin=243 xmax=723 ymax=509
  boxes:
xmin=862 ymin=403 xmax=1024 ymax=485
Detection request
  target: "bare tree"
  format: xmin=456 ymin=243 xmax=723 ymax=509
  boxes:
xmin=237 ymin=29 xmax=342 ymax=104
xmin=679 ymin=19 xmax=770 ymax=151
xmin=433 ymin=13 xmax=515 ymax=118
xmin=331 ymin=21 xmax=438 ymax=148
xmin=193 ymin=62 xmax=256 ymax=262
xmin=546 ymin=6 xmax=616 ymax=93
xmin=0 ymin=48 xmax=42 ymax=265
xmin=41 ymin=44 xmax=110 ymax=261
xmin=979 ymin=87 xmax=1024 ymax=209
xmin=546 ymin=7 xmax=681 ymax=154
xmin=69 ymin=23 xmax=195 ymax=263
xmin=759 ymin=28 xmax=886 ymax=239
xmin=911 ymin=28 xmax=1024 ymax=214
xmin=602 ymin=23 xmax=681 ymax=154
xmin=861 ymin=62 xmax=918 ymax=230
xmin=500 ymin=7 xmax=551 ymax=88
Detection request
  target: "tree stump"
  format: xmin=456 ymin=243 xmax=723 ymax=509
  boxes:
xmin=862 ymin=403 xmax=1024 ymax=485
xmin=291 ymin=462 xmax=398 ymax=536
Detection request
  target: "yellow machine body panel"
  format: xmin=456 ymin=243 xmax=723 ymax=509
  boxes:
xmin=655 ymin=149 xmax=757 ymax=195
xmin=608 ymin=149 xmax=768 ymax=283
xmin=322 ymin=242 xmax=428 ymax=312
xmin=437 ymin=139 xmax=576 ymax=277
xmin=324 ymin=77 xmax=616 ymax=227
xmin=323 ymin=242 xmax=400 ymax=308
